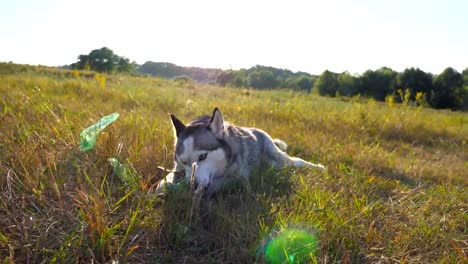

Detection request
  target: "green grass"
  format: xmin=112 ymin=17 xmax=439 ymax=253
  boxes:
xmin=0 ymin=63 xmax=467 ymax=263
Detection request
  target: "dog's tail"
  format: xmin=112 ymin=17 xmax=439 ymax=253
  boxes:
xmin=273 ymin=139 xmax=288 ymax=152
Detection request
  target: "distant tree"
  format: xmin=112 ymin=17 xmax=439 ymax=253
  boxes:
xmin=337 ymin=72 xmax=359 ymax=96
xmin=230 ymin=71 xmax=247 ymax=87
xmin=71 ymin=55 xmax=91 ymax=71
xmin=116 ymin=57 xmax=135 ymax=73
xmin=463 ymin=67 xmax=468 ymax=87
xmin=296 ymin=75 xmax=314 ymax=91
xmin=431 ymin=67 xmax=464 ymax=109
xmin=216 ymin=70 xmax=247 ymax=87
xmin=359 ymin=67 xmax=397 ymax=101
xmin=247 ymin=69 xmax=277 ymax=89
xmin=397 ymin=68 xmax=433 ymax=101
xmin=245 ymin=65 xmax=315 ymax=90
xmin=88 ymin=47 xmax=117 ymax=72
xmin=216 ymin=70 xmax=235 ymax=86
xmin=462 ymin=68 xmax=468 ymax=110
xmin=285 ymin=74 xmax=314 ymax=92
xmin=71 ymin=47 xmax=135 ymax=73
xmin=314 ymin=70 xmax=338 ymax=96
xmin=138 ymin=62 xmax=178 ymax=77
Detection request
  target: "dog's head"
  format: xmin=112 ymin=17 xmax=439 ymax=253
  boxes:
xmin=169 ymin=107 xmax=231 ymax=191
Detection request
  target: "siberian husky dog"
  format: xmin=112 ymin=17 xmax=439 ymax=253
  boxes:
xmin=156 ymin=107 xmax=325 ymax=195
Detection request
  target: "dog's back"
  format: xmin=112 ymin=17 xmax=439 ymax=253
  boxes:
xmin=222 ymin=124 xmax=295 ymax=180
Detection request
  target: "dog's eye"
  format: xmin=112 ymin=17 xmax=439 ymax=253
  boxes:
xmin=198 ymin=153 xmax=207 ymax=161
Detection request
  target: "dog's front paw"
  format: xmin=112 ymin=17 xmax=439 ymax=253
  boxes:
xmin=304 ymin=161 xmax=326 ymax=171
xmin=316 ymin=164 xmax=326 ymax=171
xmin=155 ymin=172 xmax=176 ymax=195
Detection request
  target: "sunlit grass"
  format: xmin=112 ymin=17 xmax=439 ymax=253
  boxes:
xmin=0 ymin=63 xmax=466 ymax=263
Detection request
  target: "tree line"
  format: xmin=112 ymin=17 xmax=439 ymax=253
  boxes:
xmin=313 ymin=67 xmax=467 ymax=110
xmin=68 ymin=47 xmax=467 ymax=111
xmin=216 ymin=65 xmax=315 ymax=92
xmin=217 ymin=65 xmax=468 ymax=110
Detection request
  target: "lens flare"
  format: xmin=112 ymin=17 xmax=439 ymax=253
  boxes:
xmin=260 ymin=227 xmax=318 ymax=264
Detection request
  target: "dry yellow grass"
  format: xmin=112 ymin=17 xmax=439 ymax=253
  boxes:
xmin=0 ymin=63 xmax=466 ymax=263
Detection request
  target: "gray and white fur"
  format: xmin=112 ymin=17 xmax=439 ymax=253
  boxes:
xmin=156 ymin=107 xmax=325 ymax=195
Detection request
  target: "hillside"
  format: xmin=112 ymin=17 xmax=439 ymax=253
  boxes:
xmin=138 ymin=61 xmax=222 ymax=83
xmin=0 ymin=63 xmax=467 ymax=263
xmin=137 ymin=61 xmax=318 ymax=92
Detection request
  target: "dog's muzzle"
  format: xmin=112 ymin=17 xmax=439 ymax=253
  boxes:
xmin=193 ymin=172 xmax=212 ymax=192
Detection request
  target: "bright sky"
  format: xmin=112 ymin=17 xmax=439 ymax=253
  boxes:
xmin=0 ymin=0 xmax=467 ymax=75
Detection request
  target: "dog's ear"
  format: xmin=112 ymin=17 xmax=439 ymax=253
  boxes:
xmin=209 ymin=107 xmax=224 ymax=138
xmin=170 ymin=114 xmax=185 ymax=138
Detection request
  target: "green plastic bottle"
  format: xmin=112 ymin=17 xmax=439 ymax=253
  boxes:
xmin=80 ymin=112 xmax=119 ymax=151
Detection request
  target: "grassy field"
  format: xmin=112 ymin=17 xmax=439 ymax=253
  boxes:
xmin=0 ymin=64 xmax=467 ymax=263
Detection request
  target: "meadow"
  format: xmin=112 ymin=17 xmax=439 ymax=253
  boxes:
xmin=0 ymin=63 xmax=466 ymax=263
